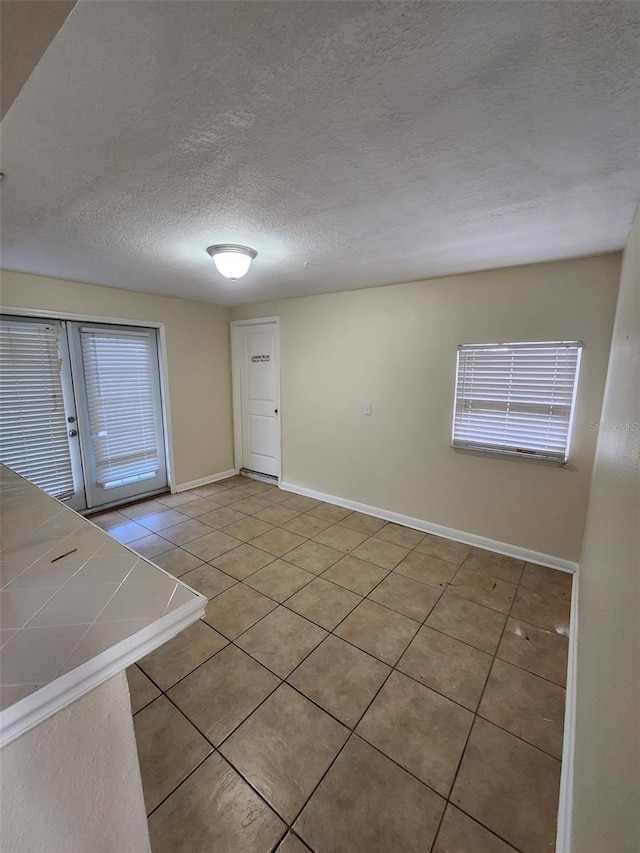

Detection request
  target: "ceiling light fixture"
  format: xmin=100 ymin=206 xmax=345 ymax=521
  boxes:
xmin=206 ymin=244 xmax=257 ymax=281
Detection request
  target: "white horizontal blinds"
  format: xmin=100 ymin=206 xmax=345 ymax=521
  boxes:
xmin=80 ymin=327 xmax=161 ymax=489
xmin=453 ymin=341 xmax=582 ymax=461
xmin=0 ymin=319 xmax=74 ymax=498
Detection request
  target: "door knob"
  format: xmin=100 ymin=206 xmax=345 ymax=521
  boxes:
xmin=68 ymin=429 xmax=78 ymax=437
xmin=274 ymin=408 xmax=279 ymax=414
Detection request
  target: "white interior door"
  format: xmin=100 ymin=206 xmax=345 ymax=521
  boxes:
xmin=232 ymin=319 xmax=280 ymax=478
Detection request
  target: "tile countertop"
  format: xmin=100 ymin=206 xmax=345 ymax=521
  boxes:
xmin=0 ymin=465 xmax=206 ymax=747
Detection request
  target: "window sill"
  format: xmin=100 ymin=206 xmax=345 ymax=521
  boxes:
xmin=451 ymin=444 xmax=567 ymax=467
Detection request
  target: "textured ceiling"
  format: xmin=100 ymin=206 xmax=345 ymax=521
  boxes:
xmin=1 ymin=1 xmax=639 ymax=306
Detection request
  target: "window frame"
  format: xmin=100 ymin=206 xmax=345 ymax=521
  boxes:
xmin=451 ymin=339 xmax=583 ymax=465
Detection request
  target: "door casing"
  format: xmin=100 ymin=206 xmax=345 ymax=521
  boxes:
xmin=231 ymin=317 xmax=282 ymax=480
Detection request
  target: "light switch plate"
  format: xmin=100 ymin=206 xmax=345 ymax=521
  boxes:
xmin=363 ymin=402 xmax=372 ymax=415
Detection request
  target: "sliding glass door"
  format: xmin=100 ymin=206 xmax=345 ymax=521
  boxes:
xmin=0 ymin=315 xmax=168 ymax=511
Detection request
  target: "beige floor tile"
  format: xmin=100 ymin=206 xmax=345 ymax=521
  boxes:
xmin=88 ymin=509 xmax=128 ymax=530
xmin=286 ymin=540 xmax=344 ymax=574
xmin=313 ymin=524 xmax=369 ymax=553
xmin=308 ymin=503 xmax=353 ymax=523
xmin=250 ymin=528 xmax=307 ymax=557
xmin=283 ymin=494 xmax=323 ymax=512
xmin=208 ymin=488 xmax=250 ymax=505
xmin=109 ymin=519 xmax=151 ymax=544
xmin=152 ymin=547 xmax=205 ymax=577
xmin=275 ymin=833 xmax=310 ymax=853
xmin=182 ymin=529 xmax=243 ymax=562
xmin=245 ymin=560 xmax=314 ymax=602
xmin=397 ymin=625 xmax=492 ymax=710
xmin=197 ymin=506 xmax=247 ymax=528
xmin=137 ymin=509 xmax=189 ymax=532
xmin=357 ymin=671 xmax=473 ymax=796
xmin=133 ymin=696 xmax=212 ymax=813
xmin=231 ymin=496 xmax=273 ymax=516
xmin=321 ymin=555 xmax=388 ymax=595
xmin=375 ymin=522 xmax=425 ymax=549
xmin=160 ymin=518 xmax=213 ymax=546
xmin=351 ymin=537 xmax=409 ymax=569
xmin=221 ymin=515 xmax=274 ymax=542
xmin=338 ymin=511 xmax=386 ymax=536
xmin=179 ymin=564 xmax=237 ymax=599
xmin=168 ymin=645 xmax=279 ymax=745
xmin=433 ymin=805 xmax=518 ymax=853
xmin=451 ymin=718 xmax=561 ymax=853
xmin=149 ymin=753 xmax=285 ymax=853
xmin=368 ymin=572 xmax=441 ymax=621
xmin=138 ymin=620 xmax=228 ymax=690
xmin=235 ymin=480 xmax=272 ymax=496
xmin=127 ymin=664 xmax=160 ymax=714
xmin=236 ymin=607 xmax=327 ymax=677
xmin=262 ymin=489 xmax=299 ymax=505
xmin=520 ymin=563 xmax=573 ymax=601
xmin=211 ymin=543 xmax=276 ymax=579
xmin=335 ymin=599 xmax=420 ymax=665
xmin=188 ymin=483 xmax=228 ymax=498
xmin=479 ymin=659 xmax=566 ymax=758
xmin=288 ymin=635 xmax=390 ymax=727
xmin=155 ymin=492 xmax=197 ymax=508
xmin=174 ymin=497 xmax=221 ymax=518
xmin=280 ymin=513 xmax=334 ymax=538
xmin=220 ymin=684 xmax=349 ymax=822
xmin=510 ymin=584 xmax=571 ymax=634
xmin=426 ymin=593 xmax=506 ymax=653
xmin=128 ymin=533 xmax=174 ymax=559
xmin=415 ymin=534 xmax=471 ymax=566
xmin=119 ymin=499 xmax=167 ymax=520
xmin=286 ymin=577 xmax=361 ymax=630
xmin=395 ymin=550 xmax=458 ymax=589
xmin=254 ymin=504 xmax=301 ymax=526
xmin=202 ymin=583 xmax=278 ymax=639
xmin=448 ymin=566 xmax=517 ymax=614
xmin=461 ymin=548 xmax=525 ymax=584
xmin=498 ymin=618 xmax=568 ymax=686
xmin=294 ymin=735 xmax=444 ymax=853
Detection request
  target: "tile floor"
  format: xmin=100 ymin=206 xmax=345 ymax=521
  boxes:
xmin=91 ymin=475 xmax=572 ymax=853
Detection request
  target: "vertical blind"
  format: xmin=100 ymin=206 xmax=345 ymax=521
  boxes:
xmin=0 ymin=319 xmax=74 ymax=498
xmin=80 ymin=327 xmax=161 ymax=489
xmin=452 ymin=341 xmax=582 ymax=462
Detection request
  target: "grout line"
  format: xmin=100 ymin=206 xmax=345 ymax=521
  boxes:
xmin=125 ymin=477 xmax=569 ymax=848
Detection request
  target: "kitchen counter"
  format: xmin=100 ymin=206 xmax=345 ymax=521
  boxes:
xmin=0 ymin=464 xmax=206 ymax=747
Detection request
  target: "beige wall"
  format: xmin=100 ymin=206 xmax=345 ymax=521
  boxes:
xmin=0 ymin=673 xmax=151 ymax=853
xmin=0 ymin=270 xmax=234 ymax=488
xmin=571 ymin=214 xmax=640 ymax=851
xmin=232 ymin=254 xmax=620 ymax=562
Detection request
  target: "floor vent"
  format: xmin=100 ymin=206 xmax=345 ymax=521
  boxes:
xmin=240 ymin=469 xmax=279 ymax=484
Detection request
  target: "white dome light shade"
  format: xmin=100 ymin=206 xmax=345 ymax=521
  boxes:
xmin=206 ymin=244 xmax=257 ymax=281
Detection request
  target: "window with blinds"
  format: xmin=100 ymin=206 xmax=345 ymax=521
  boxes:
xmin=0 ymin=318 xmax=75 ymax=498
xmin=79 ymin=326 xmax=163 ymax=490
xmin=452 ymin=341 xmax=582 ymax=463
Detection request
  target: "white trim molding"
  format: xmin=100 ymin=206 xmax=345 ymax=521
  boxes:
xmin=175 ymin=469 xmax=237 ymax=493
xmin=279 ymin=480 xmax=578 ymax=573
xmin=556 ymin=570 xmax=579 ymax=853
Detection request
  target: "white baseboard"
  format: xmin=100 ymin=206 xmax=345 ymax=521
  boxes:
xmin=279 ymin=480 xmax=578 ymax=573
xmin=175 ymin=469 xmax=236 ymax=493
xmin=556 ymin=571 xmax=579 ymax=853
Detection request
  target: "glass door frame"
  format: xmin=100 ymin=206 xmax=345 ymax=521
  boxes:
xmin=0 ymin=306 xmax=176 ymax=511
